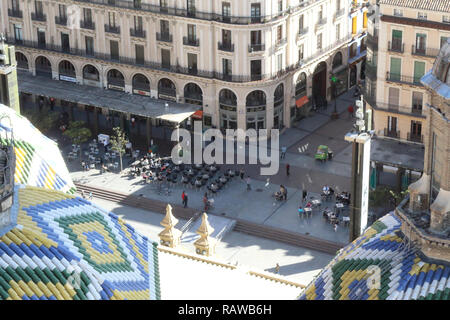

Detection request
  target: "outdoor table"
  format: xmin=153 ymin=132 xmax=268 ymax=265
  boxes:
xmin=202 ymin=174 xmax=209 ymax=180
xmin=311 ymin=199 xmax=321 ymax=207
xmin=342 ymin=216 xmax=350 ymax=227
xmin=210 ymin=184 xmax=218 ymax=192
xmin=219 ymin=177 xmax=227 ymax=183
xmin=210 ymin=166 xmax=217 ymax=172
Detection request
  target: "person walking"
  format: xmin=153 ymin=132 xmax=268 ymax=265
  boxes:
xmin=183 ymin=193 xmax=188 ymax=208
xmin=281 ymin=146 xmax=287 ymax=159
xmin=275 ymin=263 xmax=280 ymax=274
xmin=286 ymin=163 xmax=290 ymax=177
xmin=240 ymin=168 xmax=245 ymax=179
xmin=347 ymin=104 xmax=354 ymax=119
xmin=182 ymin=191 xmax=186 ymax=206
xmin=81 ymin=190 xmax=85 ymax=199
xmin=89 ymin=192 xmax=93 ymax=200
xmin=246 ymin=176 xmax=251 ymax=191
xmin=203 ymin=193 xmax=209 ymax=211
xmin=302 ymin=189 xmax=308 ymax=203
xmin=334 ymin=221 xmax=338 ymax=232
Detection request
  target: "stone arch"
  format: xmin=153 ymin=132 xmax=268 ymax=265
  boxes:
xmin=157 ymin=78 xmax=176 ymax=101
xmin=35 ymin=55 xmax=52 ymax=78
xmin=15 ymin=51 xmax=29 ymax=70
xmin=184 ymin=82 xmax=203 ymax=106
xmin=132 ymin=73 xmax=150 ymax=92
xmin=82 ymin=64 xmax=100 ymax=81
xmin=58 ymin=60 xmax=76 ymax=78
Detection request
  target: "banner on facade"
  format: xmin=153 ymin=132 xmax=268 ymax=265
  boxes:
xmin=296 ymin=96 xmax=309 ymax=108
xmin=133 ymin=89 xmax=151 ymax=96
xmin=59 ymin=75 xmax=77 ymax=83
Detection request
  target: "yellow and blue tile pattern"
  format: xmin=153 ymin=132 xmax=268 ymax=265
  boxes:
xmin=299 ymin=213 xmax=450 ymax=300
xmin=0 ymin=104 xmax=76 ymax=194
xmin=0 ymin=185 xmax=160 ymax=300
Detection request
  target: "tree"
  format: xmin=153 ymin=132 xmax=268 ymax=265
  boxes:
xmin=63 ymin=121 xmax=92 ymax=160
xmin=110 ymin=126 xmax=127 ymax=172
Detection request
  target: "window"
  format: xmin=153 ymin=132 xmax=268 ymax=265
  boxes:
xmin=222 ymin=2 xmax=230 ymax=22
xmin=222 ymin=29 xmax=231 ymax=45
xmin=251 ymin=30 xmax=261 ymax=45
xmin=251 ymin=3 xmax=261 ymax=23
xmin=110 ymin=40 xmax=119 ymax=60
xmin=443 ymin=16 xmax=450 ymax=24
xmin=317 ymin=33 xmax=322 ymax=50
xmin=13 ymin=24 xmax=22 ymax=42
xmin=336 ymin=24 xmax=340 ymax=41
xmin=160 ymin=0 xmax=168 ymax=12
xmin=83 ymin=8 xmax=92 ymax=23
xmin=11 ymin=0 xmax=19 ymax=10
xmin=418 ymin=12 xmax=427 ymax=20
xmin=134 ymin=16 xmax=143 ymax=31
xmin=410 ymin=120 xmax=422 ymax=137
xmin=318 ymin=6 xmax=323 ymax=21
xmin=160 ymin=20 xmax=169 ymax=34
xmin=35 ymin=0 xmax=43 ymax=14
xmin=187 ymin=0 xmax=196 ymax=16
xmin=277 ymin=25 xmax=282 ymax=43
xmin=393 ymin=9 xmax=403 ymax=17
xmin=187 ymin=24 xmax=196 ymax=41
xmin=37 ymin=29 xmax=46 ymax=47
xmin=336 ymin=0 xmax=341 ymax=11
xmin=352 ymin=17 xmax=357 ymax=34
xmin=250 ymin=60 xmax=262 ymax=80
xmin=387 ymin=116 xmax=397 ymax=132
xmin=109 ymin=12 xmax=116 ymax=27
xmin=299 ymin=15 xmax=304 ymax=32
xmin=388 ymin=87 xmax=399 ymax=107
xmin=223 ymin=58 xmax=232 ymax=77
xmin=59 ymin=4 xmax=67 ymax=19
xmin=61 ymin=33 xmax=70 ymax=52
xmin=299 ymin=44 xmax=304 ymax=60
xmin=415 ymin=33 xmax=426 ymax=54
xmin=161 ymin=49 xmax=170 ymax=68
xmin=277 ymin=54 xmax=283 ymax=72
xmin=135 ymin=44 xmax=144 ymax=64
xmin=440 ymin=36 xmax=449 ymax=48
xmin=187 ymin=53 xmax=197 ymax=74
xmin=278 ymin=0 xmax=283 ymax=13
xmin=391 ymin=30 xmax=403 ymax=51
xmin=412 ymin=92 xmax=423 ymax=113
xmin=413 ymin=61 xmax=425 ymax=84
xmin=389 ymin=57 xmax=401 ymax=81
xmin=85 ymin=36 xmax=94 ymax=55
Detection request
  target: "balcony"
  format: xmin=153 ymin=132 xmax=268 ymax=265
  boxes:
xmin=388 ymin=40 xmax=404 ymax=53
xmin=183 ymin=37 xmax=199 ymax=47
xmin=411 ymin=45 xmax=440 ymax=58
xmin=250 ymin=74 xmax=262 ymax=81
xmin=275 ymin=38 xmax=287 ymax=49
xmin=386 ymin=72 xmax=424 ymax=86
xmin=156 ymin=32 xmax=172 ymax=43
xmin=218 ymin=42 xmax=234 ymax=52
xmin=80 ymin=20 xmax=95 ymax=30
xmin=248 ymin=43 xmax=265 ymax=53
xmin=334 ymin=8 xmax=345 ymax=20
xmin=8 ymin=9 xmax=23 ymax=18
xmin=384 ymin=128 xmax=400 ymax=139
xmin=315 ymin=18 xmax=327 ymax=32
xmin=105 ymin=24 xmax=120 ymax=34
xmin=31 ymin=12 xmax=46 ymax=22
xmin=407 ymin=133 xmax=423 ymax=143
xmin=297 ymin=27 xmax=308 ymax=40
xmin=366 ymin=97 xmax=426 ymax=118
xmin=130 ymin=28 xmax=146 ymax=38
xmin=55 ymin=16 xmax=68 ymax=26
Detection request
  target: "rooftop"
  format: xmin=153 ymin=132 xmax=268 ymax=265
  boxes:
xmin=379 ymin=0 xmax=450 ymax=13
xmin=370 ymin=137 xmax=424 ymax=171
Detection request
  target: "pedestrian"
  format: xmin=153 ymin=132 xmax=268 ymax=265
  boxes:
xmin=240 ymin=168 xmax=245 ymax=179
xmin=81 ymin=190 xmax=85 ymax=199
xmin=181 ymin=190 xmax=186 ymax=205
xmin=275 ymin=263 xmax=280 ymax=274
xmin=347 ymin=104 xmax=354 ymax=119
xmin=281 ymin=146 xmax=287 ymax=159
xmin=203 ymin=192 xmax=209 ymax=211
xmin=246 ymin=176 xmax=251 ymax=191
xmin=89 ymin=192 xmax=93 ymax=200
xmin=334 ymin=221 xmax=338 ymax=232
xmin=183 ymin=192 xmax=188 ymax=208
xmin=298 ymin=206 xmax=304 ymax=218
xmin=302 ymin=189 xmax=308 ymax=203
xmin=286 ymin=163 xmax=290 ymax=176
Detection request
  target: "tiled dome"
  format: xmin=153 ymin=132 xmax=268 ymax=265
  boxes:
xmin=0 ymin=185 xmax=160 ymax=300
xmin=299 ymin=213 xmax=450 ymax=300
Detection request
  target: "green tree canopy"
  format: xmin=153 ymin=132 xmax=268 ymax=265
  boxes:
xmin=110 ymin=126 xmax=128 ymax=172
xmin=63 ymin=121 xmax=92 ymax=146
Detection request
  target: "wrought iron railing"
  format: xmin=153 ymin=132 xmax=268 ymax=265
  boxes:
xmin=105 ymin=24 xmax=121 ymax=34
xmin=80 ymin=20 xmax=95 ymax=30
xmin=411 ymin=45 xmax=440 ymax=58
xmin=31 ymin=12 xmax=46 ymax=22
xmin=248 ymin=43 xmax=265 ymax=52
xmin=384 ymin=128 xmax=400 ymax=138
xmin=386 ymin=72 xmax=423 ymax=86
xmin=388 ymin=40 xmax=404 ymax=53
xmin=55 ymin=16 xmax=68 ymax=26
xmin=407 ymin=133 xmax=423 ymax=143
xmin=218 ymin=42 xmax=234 ymax=52
xmin=156 ymin=32 xmax=172 ymax=42
xmin=130 ymin=28 xmax=146 ymax=38
xmin=183 ymin=37 xmax=199 ymax=47
xmin=8 ymin=9 xmax=23 ymax=18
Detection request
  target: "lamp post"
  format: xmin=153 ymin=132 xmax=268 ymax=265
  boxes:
xmin=330 ymin=75 xmax=339 ymax=119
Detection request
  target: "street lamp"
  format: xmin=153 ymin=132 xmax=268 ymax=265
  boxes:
xmin=330 ymin=75 xmax=339 ymax=119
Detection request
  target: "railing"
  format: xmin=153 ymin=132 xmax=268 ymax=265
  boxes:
xmin=365 ymin=95 xmax=426 ymax=118
xmin=384 ymin=128 xmax=400 ymax=138
xmin=8 ymin=9 xmax=23 ymax=18
xmin=31 ymin=12 xmax=46 ymax=22
xmin=388 ymin=40 xmax=404 ymax=53
xmin=156 ymin=32 xmax=172 ymax=42
xmin=73 ymin=0 xmax=297 ymax=25
xmin=315 ymin=18 xmax=327 ymax=31
xmin=298 ymin=27 xmax=308 ymax=38
xmin=80 ymin=20 xmax=95 ymax=30
xmin=105 ymin=24 xmax=120 ymax=34
xmin=386 ymin=72 xmax=423 ymax=86
xmin=407 ymin=133 xmax=423 ymax=143
xmin=8 ymin=34 xmax=349 ymax=84
xmin=55 ymin=16 xmax=68 ymax=26
xmin=335 ymin=8 xmax=345 ymax=20
xmin=183 ymin=37 xmax=200 ymax=47
xmin=130 ymin=28 xmax=146 ymax=38
xmin=411 ymin=45 xmax=440 ymax=58
xmin=218 ymin=42 xmax=234 ymax=52
xmin=275 ymin=38 xmax=287 ymax=48
xmin=248 ymin=43 xmax=265 ymax=53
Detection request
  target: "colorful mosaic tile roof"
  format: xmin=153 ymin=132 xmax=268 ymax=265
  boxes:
xmin=299 ymin=213 xmax=450 ymax=300
xmin=0 ymin=185 xmax=160 ymax=300
xmin=0 ymin=104 xmax=75 ymax=194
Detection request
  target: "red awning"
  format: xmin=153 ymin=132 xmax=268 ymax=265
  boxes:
xmin=191 ymin=110 xmax=203 ymax=119
xmin=296 ymin=96 xmax=309 ymax=108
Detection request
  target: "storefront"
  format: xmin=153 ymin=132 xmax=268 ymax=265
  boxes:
xmin=332 ymin=66 xmax=349 ymax=97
